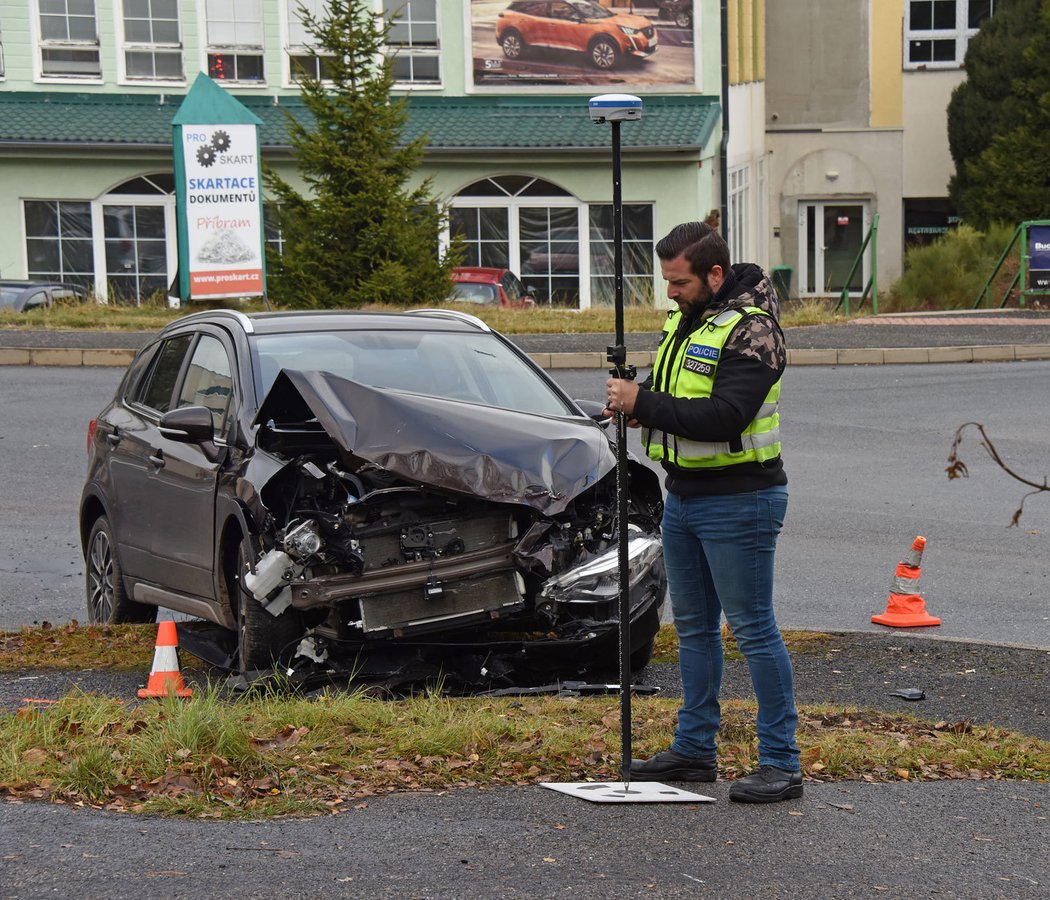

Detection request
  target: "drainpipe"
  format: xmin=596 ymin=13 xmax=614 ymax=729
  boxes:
xmin=720 ymin=0 xmax=729 ymax=246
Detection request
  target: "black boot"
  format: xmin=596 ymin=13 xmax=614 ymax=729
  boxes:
xmin=629 ymin=749 xmax=717 ymax=782
xmin=729 ymin=765 xmax=803 ymax=803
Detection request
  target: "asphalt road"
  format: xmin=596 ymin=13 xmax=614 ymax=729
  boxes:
xmin=3 ymin=363 xmax=1049 ymax=648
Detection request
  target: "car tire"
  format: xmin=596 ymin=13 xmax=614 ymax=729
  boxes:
xmin=499 ymin=29 xmax=526 ymax=60
xmin=590 ymin=36 xmax=619 ymax=70
xmin=675 ymin=10 xmax=692 ymax=28
xmin=630 ymin=636 xmax=656 ymax=672
xmin=85 ymin=516 xmax=154 ymax=624
xmin=233 ymin=538 xmax=302 ymax=673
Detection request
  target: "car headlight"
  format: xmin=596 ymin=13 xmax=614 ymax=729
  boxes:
xmin=619 ymin=25 xmax=640 ymax=35
xmin=539 ymin=530 xmax=663 ymax=605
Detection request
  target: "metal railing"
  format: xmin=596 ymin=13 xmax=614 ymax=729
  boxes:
xmin=835 ymin=213 xmax=879 ymax=315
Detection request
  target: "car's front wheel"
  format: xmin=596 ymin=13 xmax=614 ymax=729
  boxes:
xmin=590 ymin=36 xmax=620 ymax=70
xmin=674 ymin=10 xmax=692 ymax=28
xmin=85 ymin=516 xmax=154 ymax=624
xmin=499 ymin=29 xmax=526 ymax=60
xmin=233 ymin=538 xmax=302 ymax=673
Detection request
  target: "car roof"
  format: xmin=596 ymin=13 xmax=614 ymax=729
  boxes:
xmin=451 ymin=267 xmax=508 ymax=284
xmin=0 ymin=280 xmax=80 ymax=289
xmin=162 ymin=308 xmax=493 ymax=337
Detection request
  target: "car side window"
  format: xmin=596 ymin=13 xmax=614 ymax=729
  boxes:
xmin=136 ymin=334 xmax=193 ymax=414
xmin=176 ymin=335 xmax=234 ymax=438
xmin=23 ymin=290 xmax=49 ymax=310
xmin=502 ymin=273 xmax=523 ymax=302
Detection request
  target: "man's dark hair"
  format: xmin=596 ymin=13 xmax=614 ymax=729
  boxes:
xmin=656 ymin=222 xmax=732 ymax=278
xmin=655 ymin=221 xmax=713 ymax=260
xmin=684 ymin=231 xmax=731 ymax=279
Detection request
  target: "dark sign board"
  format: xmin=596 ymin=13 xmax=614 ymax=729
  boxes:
xmin=1029 ymin=224 xmax=1050 ymax=291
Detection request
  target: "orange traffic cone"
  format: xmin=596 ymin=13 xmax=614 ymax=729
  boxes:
xmin=871 ymin=536 xmax=941 ymax=628
xmin=138 ymin=621 xmax=193 ymax=698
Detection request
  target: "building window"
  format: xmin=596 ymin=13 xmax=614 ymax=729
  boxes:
xmin=1 ymin=23 xmax=6 ymax=78
xmin=285 ymin=0 xmax=335 ymax=82
xmin=37 ymin=0 xmax=102 ymax=78
xmin=905 ymin=0 xmax=994 ymax=68
xmin=589 ymin=205 xmax=654 ymax=306
xmin=383 ymin=0 xmax=440 ymax=84
xmin=24 ymin=201 xmax=95 ymax=288
xmin=728 ymin=165 xmax=750 ymax=263
xmin=121 ymin=0 xmax=183 ymax=81
xmin=103 ymin=204 xmax=168 ymax=304
xmin=205 ymin=0 xmax=264 ymax=83
xmin=264 ymin=204 xmax=285 ymax=257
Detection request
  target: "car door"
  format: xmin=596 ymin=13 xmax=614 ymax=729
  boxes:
xmin=106 ymin=334 xmax=194 ymax=580
xmin=145 ymin=331 xmax=234 ymax=599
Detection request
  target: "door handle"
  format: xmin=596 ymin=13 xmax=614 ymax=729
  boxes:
xmin=106 ymin=432 xmax=121 ymax=446
xmin=148 ymin=451 xmax=165 ymax=468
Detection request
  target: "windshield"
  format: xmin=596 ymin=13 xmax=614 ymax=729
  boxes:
xmin=252 ymin=328 xmax=575 ymax=418
xmin=0 ymin=287 xmax=22 ymax=309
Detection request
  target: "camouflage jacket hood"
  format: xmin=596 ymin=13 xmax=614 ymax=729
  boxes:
xmin=696 ymin=262 xmax=780 ymax=327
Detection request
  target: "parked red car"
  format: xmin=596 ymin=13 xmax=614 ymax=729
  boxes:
xmin=449 ymin=267 xmax=537 ymax=308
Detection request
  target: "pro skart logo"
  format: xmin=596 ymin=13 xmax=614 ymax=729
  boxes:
xmin=685 ymin=343 xmax=720 ymax=361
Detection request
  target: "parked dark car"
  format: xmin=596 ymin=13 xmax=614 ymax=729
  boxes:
xmin=656 ymin=0 xmax=692 ymax=28
xmin=0 ymin=280 xmax=87 ymax=313
xmin=449 ymin=266 xmax=537 ymax=308
xmin=80 ymin=309 xmax=666 ymax=681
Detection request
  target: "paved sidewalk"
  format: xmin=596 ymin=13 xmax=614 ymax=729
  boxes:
xmin=2 ymin=308 xmax=1049 ymax=368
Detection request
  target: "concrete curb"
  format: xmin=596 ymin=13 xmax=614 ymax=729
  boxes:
xmin=3 ymin=344 xmax=1050 ymax=369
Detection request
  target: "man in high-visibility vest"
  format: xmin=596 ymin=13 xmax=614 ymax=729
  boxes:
xmin=605 ymin=221 xmax=801 ymax=803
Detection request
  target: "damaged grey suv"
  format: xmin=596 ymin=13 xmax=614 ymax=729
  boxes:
xmin=80 ymin=309 xmax=666 ymax=683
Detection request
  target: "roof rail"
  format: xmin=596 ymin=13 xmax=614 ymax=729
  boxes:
xmin=407 ymin=308 xmax=490 ymax=332
xmin=170 ymin=308 xmax=256 ymax=334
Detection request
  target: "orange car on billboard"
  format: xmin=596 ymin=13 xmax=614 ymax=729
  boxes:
xmin=495 ymin=0 xmax=658 ymax=71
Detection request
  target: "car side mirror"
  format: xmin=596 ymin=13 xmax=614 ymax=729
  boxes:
xmin=159 ymin=405 xmax=216 ymax=445
xmin=574 ymin=399 xmax=613 ymax=424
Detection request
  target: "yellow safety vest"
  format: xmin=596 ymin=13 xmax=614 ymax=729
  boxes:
xmin=643 ymin=306 xmax=781 ymax=469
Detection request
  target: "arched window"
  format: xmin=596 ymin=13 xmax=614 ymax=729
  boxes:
xmin=448 ymin=175 xmax=654 ymax=309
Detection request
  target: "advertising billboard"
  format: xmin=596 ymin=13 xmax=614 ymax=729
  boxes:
xmin=470 ymin=0 xmax=697 ymax=88
xmin=1029 ymin=224 xmax=1050 ymax=291
xmin=180 ymin=123 xmax=264 ymax=299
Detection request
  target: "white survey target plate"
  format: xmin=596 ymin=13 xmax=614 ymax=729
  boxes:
xmin=540 ymin=782 xmax=715 ymax=804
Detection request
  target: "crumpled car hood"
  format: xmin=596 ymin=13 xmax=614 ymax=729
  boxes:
xmin=254 ymin=369 xmax=615 ymax=515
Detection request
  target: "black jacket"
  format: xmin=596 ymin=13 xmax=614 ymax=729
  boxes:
xmin=632 ymin=262 xmax=788 ymax=496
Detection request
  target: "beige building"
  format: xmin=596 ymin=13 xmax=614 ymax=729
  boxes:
xmin=764 ymin=0 xmax=987 ymax=296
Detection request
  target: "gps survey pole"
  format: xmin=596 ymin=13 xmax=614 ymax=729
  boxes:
xmin=588 ymin=93 xmax=642 ymax=785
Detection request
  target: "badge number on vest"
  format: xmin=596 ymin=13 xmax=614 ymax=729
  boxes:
xmin=684 ymin=342 xmax=718 ymax=376
xmin=683 ymin=357 xmax=714 ymax=376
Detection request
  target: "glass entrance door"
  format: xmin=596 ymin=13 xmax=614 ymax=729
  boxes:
xmin=798 ymin=202 xmax=869 ymax=296
xmin=102 ymin=203 xmax=170 ymax=304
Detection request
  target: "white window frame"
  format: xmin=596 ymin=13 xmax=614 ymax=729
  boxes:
xmin=728 ymin=164 xmax=750 ymax=264
xmin=755 ymin=155 xmax=768 ymax=267
xmin=1 ymin=23 xmax=6 ymax=79
xmin=445 ymin=187 xmax=591 ymax=307
xmin=381 ymin=0 xmax=441 ymax=88
xmin=200 ymin=0 xmax=266 ymax=86
xmin=32 ymin=0 xmax=102 ymax=83
xmin=116 ymin=0 xmax=185 ymax=86
xmin=281 ymin=0 xmax=335 ymax=86
xmin=904 ymin=0 xmax=994 ymax=70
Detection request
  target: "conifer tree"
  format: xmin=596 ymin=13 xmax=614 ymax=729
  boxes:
xmin=263 ymin=1 xmax=459 ymax=307
xmin=947 ymin=0 xmax=1044 ymax=226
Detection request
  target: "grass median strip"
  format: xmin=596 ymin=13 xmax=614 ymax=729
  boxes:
xmin=1 ymin=625 xmax=1048 ymax=817
xmin=1 ymin=687 xmax=1047 ymax=818
xmin=0 ymin=298 xmax=849 ymax=335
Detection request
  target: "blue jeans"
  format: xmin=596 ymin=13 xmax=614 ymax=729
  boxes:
xmin=662 ymin=485 xmax=799 ymax=771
